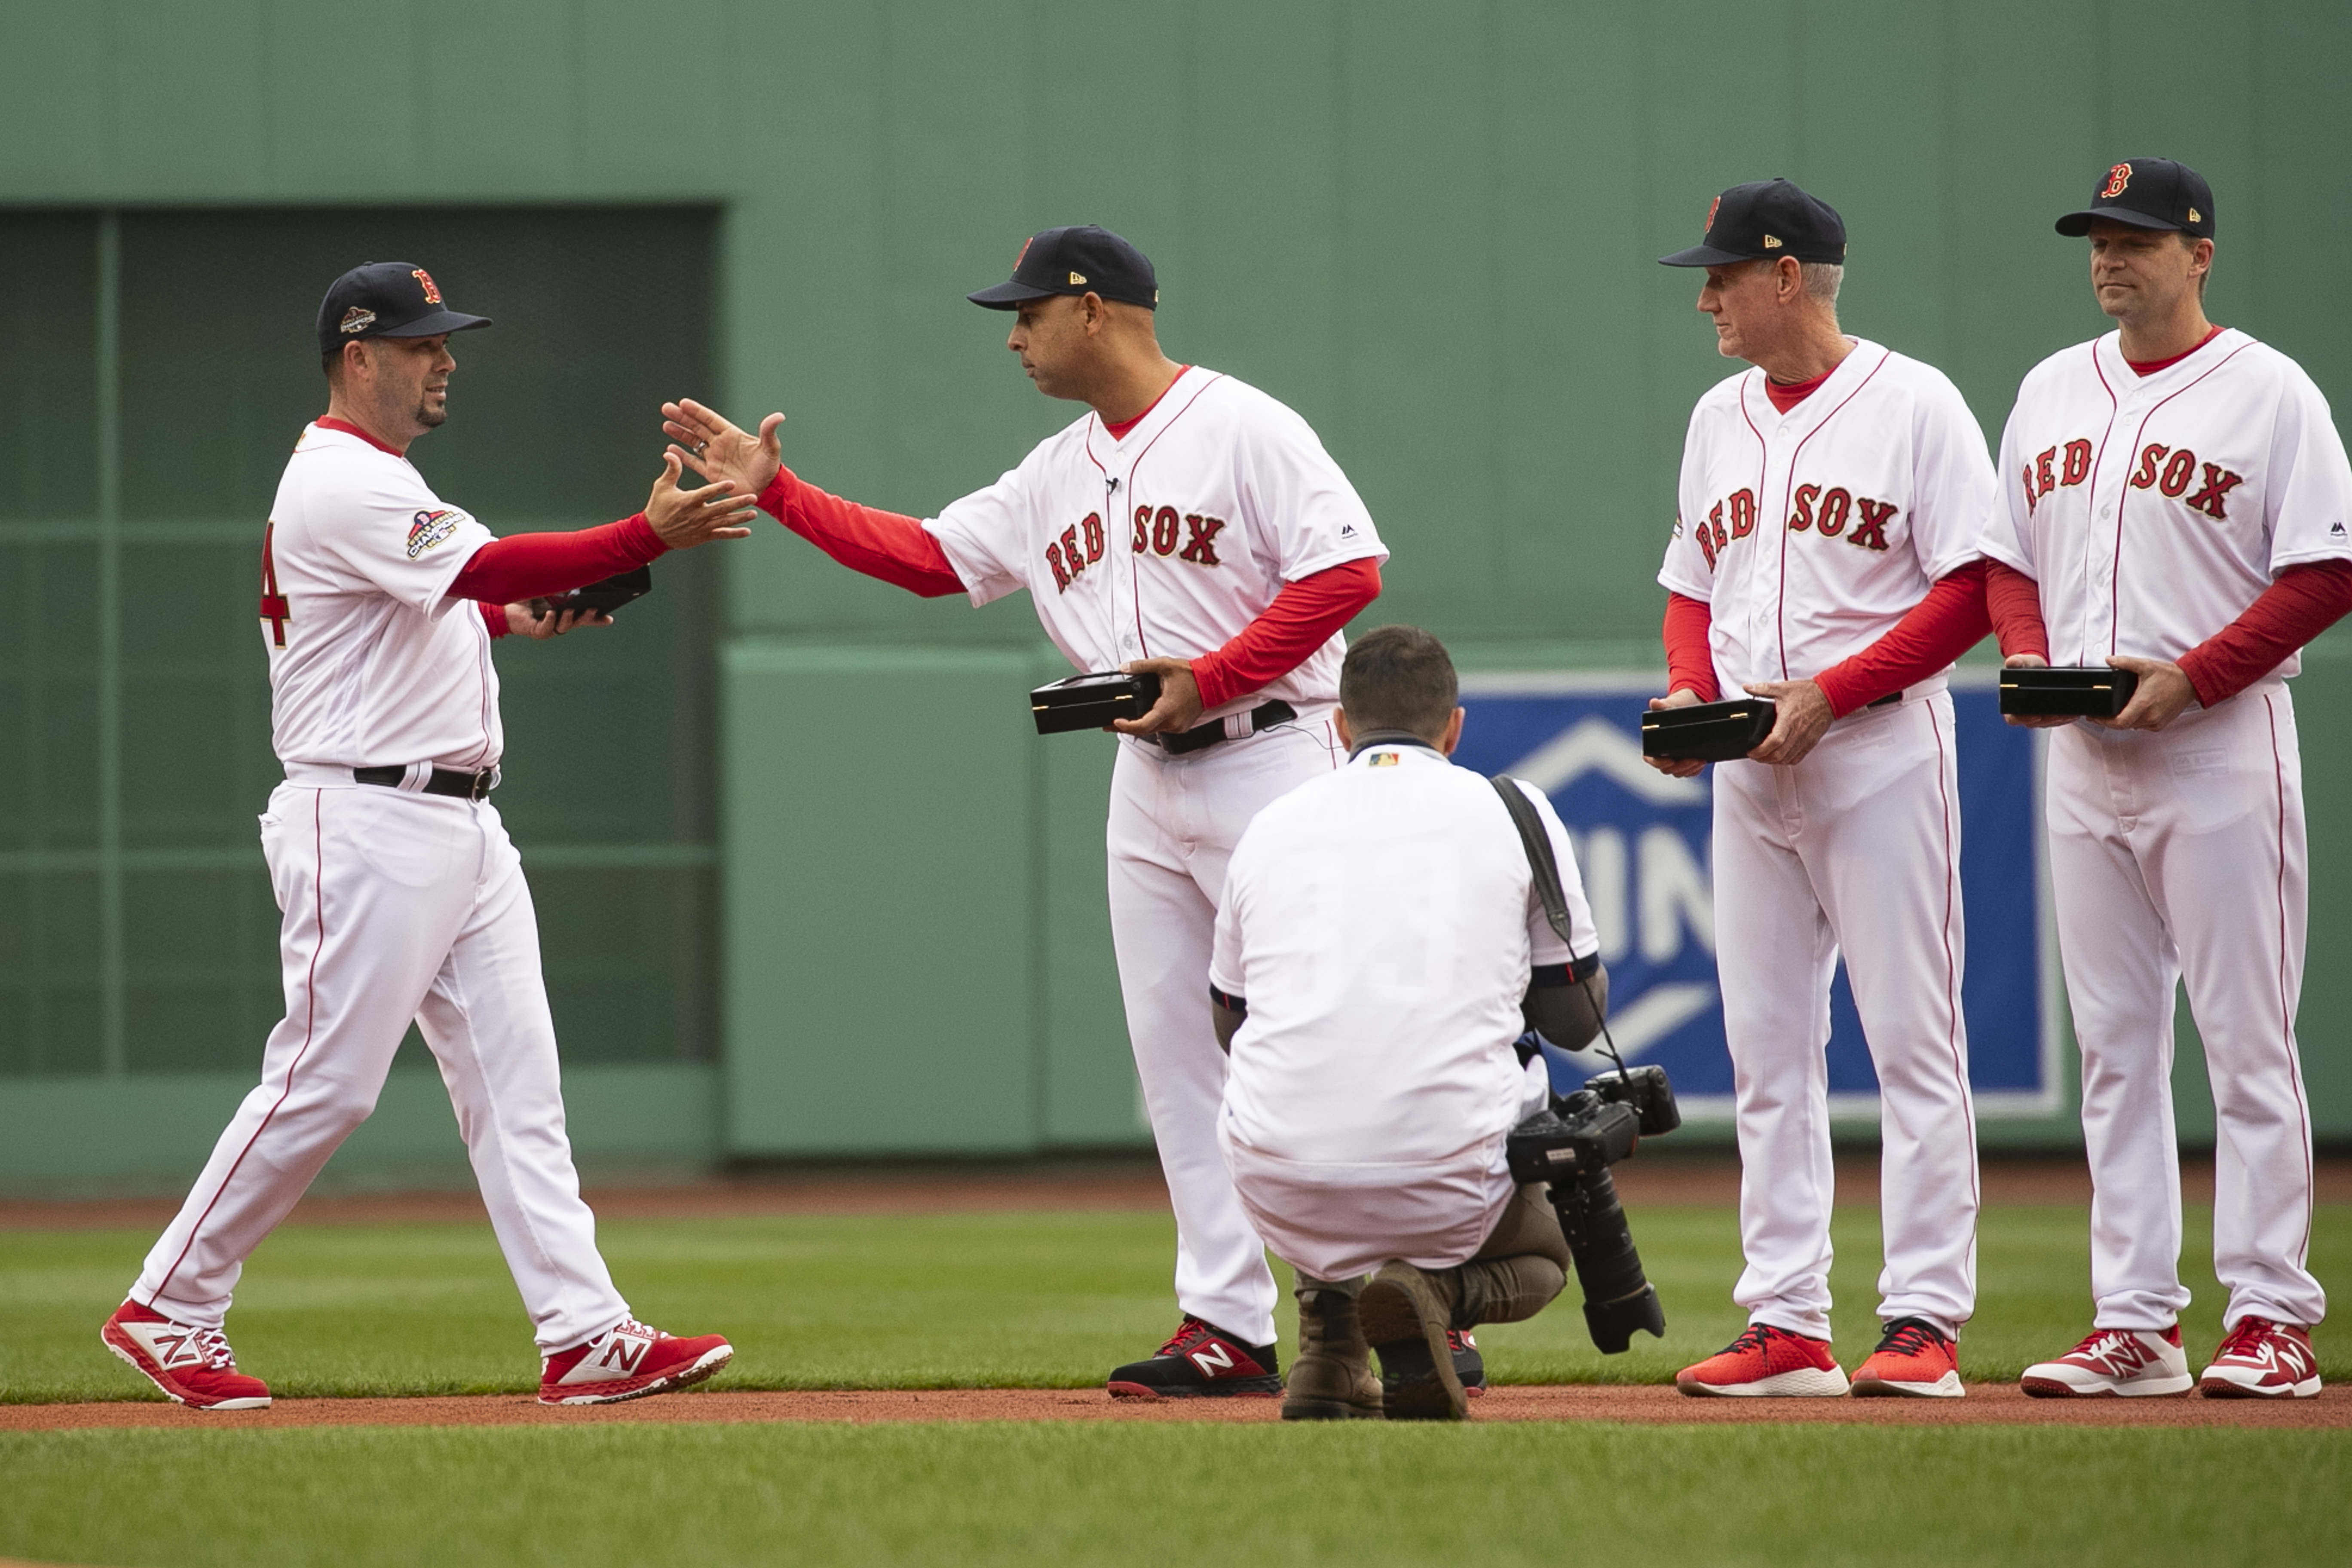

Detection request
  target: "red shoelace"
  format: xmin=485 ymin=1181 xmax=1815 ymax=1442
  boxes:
xmin=2211 ymin=1318 xmax=2278 ymax=1360
xmin=1155 ymin=1317 xmax=1212 ymax=1356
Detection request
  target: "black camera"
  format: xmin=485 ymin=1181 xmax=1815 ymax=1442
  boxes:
xmin=1505 ymin=1064 xmax=1680 ymax=1354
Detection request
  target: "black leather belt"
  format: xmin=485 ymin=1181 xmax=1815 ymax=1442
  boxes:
xmin=353 ymin=765 xmax=500 ymax=801
xmin=1148 ymin=699 xmax=1298 ymax=756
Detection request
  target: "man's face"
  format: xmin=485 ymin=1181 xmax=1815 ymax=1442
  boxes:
xmin=2086 ymin=219 xmax=2208 ymax=322
xmin=362 ymin=334 xmax=456 ymax=430
xmin=1004 ymin=295 xmax=1093 ymax=399
xmin=1696 ymin=260 xmax=1782 ymax=361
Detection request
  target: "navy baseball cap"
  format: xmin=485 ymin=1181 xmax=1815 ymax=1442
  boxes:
xmin=316 ymin=262 xmax=492 ymax=356
xmin=1660 ymin=178 xmax=1848 ymax=268
xmin=2056 ymin=158 xmax=2215 ymax=239
xmin=968 ymin=226 xmax=1159 ymax=310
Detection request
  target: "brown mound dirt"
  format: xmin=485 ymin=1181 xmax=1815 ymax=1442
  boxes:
xmin=4 ymin=1384 xmax=2342 ymax=1431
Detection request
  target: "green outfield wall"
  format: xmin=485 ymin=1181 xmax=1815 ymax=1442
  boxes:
xmin=1 ymin=0 xmax=2348 ymax=1188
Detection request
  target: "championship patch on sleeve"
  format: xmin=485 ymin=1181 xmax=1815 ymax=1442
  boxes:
xmin=406 ymin=508 xmax=466 ymax=558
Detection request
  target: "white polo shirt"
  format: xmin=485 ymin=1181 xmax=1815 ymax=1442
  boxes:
xmin=1210 ymin=742 xmax=1597 ymax=1168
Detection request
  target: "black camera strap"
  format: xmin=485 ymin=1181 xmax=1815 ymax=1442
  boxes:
xmin=1490 ymin=774 xmax=1628 ymax=1081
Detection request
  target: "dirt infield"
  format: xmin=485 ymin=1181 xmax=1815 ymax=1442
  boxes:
xmin=4 ymin=1384 xmax=2341 ymax=1431
xmin=7 ymin=1153 xmax=2346 ymax=1231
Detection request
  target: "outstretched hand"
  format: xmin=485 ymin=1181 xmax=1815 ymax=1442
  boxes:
xmin=664 ymin=399 xmax=785 ymax=499
xmin=2000 ymin=653 xmax=2072 ymax=728
xmin=643 ymin=449 xmax=757 ymax=551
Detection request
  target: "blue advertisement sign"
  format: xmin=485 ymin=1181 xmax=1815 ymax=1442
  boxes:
xmin=1453 ymin=674 xmax=2053 ymax=1118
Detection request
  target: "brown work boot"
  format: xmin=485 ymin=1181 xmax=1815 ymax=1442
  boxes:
xmin=1358 ymin=1262 xmax=1467 ymax=1421
xmin=1282 ymin=1283 xmax=1383 ymax=1421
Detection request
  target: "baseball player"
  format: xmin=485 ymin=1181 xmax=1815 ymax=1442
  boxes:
xmin=101 ymin=262 xmax=747 ymax=1410
xmin=1648 ymin=181 xmax=2011 ymax=1398
xmin=1212 ymin=625 xmax=1602 ymax=1421
xmin=1986 ymin=160 xmax=2343 ymax=1399
xmin=662 ymin=225 xmax=1388 ymax=1396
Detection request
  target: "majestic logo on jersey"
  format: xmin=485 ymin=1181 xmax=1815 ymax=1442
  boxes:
xmin=2101 ymin=163 xmax=2132 ymax=199
xmin=339 ymin=306 xmax=377 ymax=334
xmin=411 ymin=269 xmax=443 ymax=304
xmin=1044 ymin=511 xmax=1107 ymax=592
xmin=2128 ymin=442 xmax=2243 ymax=519
xmin=406 ymin=508 xmax=462 ymax=559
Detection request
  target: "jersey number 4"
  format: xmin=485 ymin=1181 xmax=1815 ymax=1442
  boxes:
xmin=260 ymin=523 xmax=292 ymax=647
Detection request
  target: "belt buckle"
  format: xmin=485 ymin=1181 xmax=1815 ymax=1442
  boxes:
xmin=467 ymin=767 xmax=497 ymax=802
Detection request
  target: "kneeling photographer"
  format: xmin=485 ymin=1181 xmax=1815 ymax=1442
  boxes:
xmin=1211 ymin=626 xmax=1662 ymax=1422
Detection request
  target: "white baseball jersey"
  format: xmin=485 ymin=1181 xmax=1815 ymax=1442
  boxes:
xmin=1658 ymin=339 xmax=1994 ymax=690
xmin=262 ymin=423 xmax=499 ymax=769
xmin=923 ymin=366 xmax=1388 ymax=717
xmin=1984 ymin=325 xmax=2338 ymax=1337
xmin=1657 ymin=337 xmax=1991 ymax=1342
xmin=1982 ymin=328 xmax=2352 ymax=661
xmin=1211 ymin=748 xmax=1596 ymax=1167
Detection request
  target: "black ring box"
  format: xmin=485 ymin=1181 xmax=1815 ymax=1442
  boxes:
xmin=1640 ymin=697 xmax=1778 ymax=763
xmin=1998 ymin=665 xmax=2139 ymax=718
xmin=529 ymin=565 xmax=652 ymax=618
xmin=1031 ymin=671 xmax=1164 ymax=735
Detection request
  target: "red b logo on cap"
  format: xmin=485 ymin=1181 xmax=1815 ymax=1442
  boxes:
xmin=2101 ymin=163 xmax=2132 ymax=199
xmin=1706 ymin=196 xmax=1722 ymax=232
xmin=411 ymin=269 xmax=443 ymax=304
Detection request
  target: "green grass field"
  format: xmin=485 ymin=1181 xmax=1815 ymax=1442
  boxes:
xmin=4 ymin=1198 xmax=2343 ymax=1568
xmin=4 ymin=1199 xmax=2345 ymax=1403
xmin=4 ymin=1422 xmax=2346 ymax=1568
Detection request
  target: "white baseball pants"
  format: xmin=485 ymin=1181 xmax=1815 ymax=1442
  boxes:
xmin=132 ymin=781 xmax=631 ymax=1354
xmin=1107 ymin=715 xmax=1343 ymax=1347
xmin=2046 ymin=685 xmax=2325 ymax=1332
xmin=1712 ymin=692 xmax=1979 ymax=1340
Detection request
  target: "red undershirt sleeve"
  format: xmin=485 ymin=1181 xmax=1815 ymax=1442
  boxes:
xmin=478 ymin=602 xmax=510 ymax=639
xmin=755 ymin=467 xmax=966 ymax=599
xmin=1984 ymin=560 xmax=2051 ymax=662
xmin=2177 ymin=559 xmax=2352 ymax=708
xmin=1812 ymin=560 xmax=1993 ymax=719
xmin=1190 ymin=558 xmax=1383 ymax=712
xmin=446 ymin=514 xmax=668 ymax=605
xmin=1662 ymin=593 xmax=1719 ymax=702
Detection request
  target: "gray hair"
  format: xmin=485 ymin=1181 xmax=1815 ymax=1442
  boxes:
xmin=1756 ymin=257 xmax=1843 ymax=309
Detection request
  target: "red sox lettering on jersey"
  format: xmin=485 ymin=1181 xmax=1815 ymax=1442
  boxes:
xmin=1662 ymin=340 xmax=1991 ymax=690
xmin=1985 ymin=328 xmax=2352 ymax=666
xmin=927 ymin=365 xmax=1384 ymax=723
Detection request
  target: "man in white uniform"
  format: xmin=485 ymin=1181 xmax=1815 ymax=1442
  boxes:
xmin=1986 ymin=160 xmax=2342 ymax=1399
xmin=661 ymin=226 xmax=1390 ymax=1395
xmin=102 ymin=262 xmax=748 ymax=1410
xmin=1212 ymin=626 xmax=1602 ymax=1421
xmin=1649 ymin=181 xmax=2002 ymax=1398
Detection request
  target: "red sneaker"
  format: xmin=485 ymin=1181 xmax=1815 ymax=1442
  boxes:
xmin=2020 ymin=1326 xmax=2190 ymax=1398
xmin=1850 ymin=1316 xmax=1962 ymax=1398
xmin=1106 ymin=1316 xmax=1283 ymax=1399
xmin=1676 ymin=1323 xmax=1848 ymax=1397
xmin=101 ymin=1300 xmax=271 ymax=1411
xmin=2199 ymin=1318 xmax=2320 ymax=1400
xmin=538 ymin=1318 xmax=733 ymax=1406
